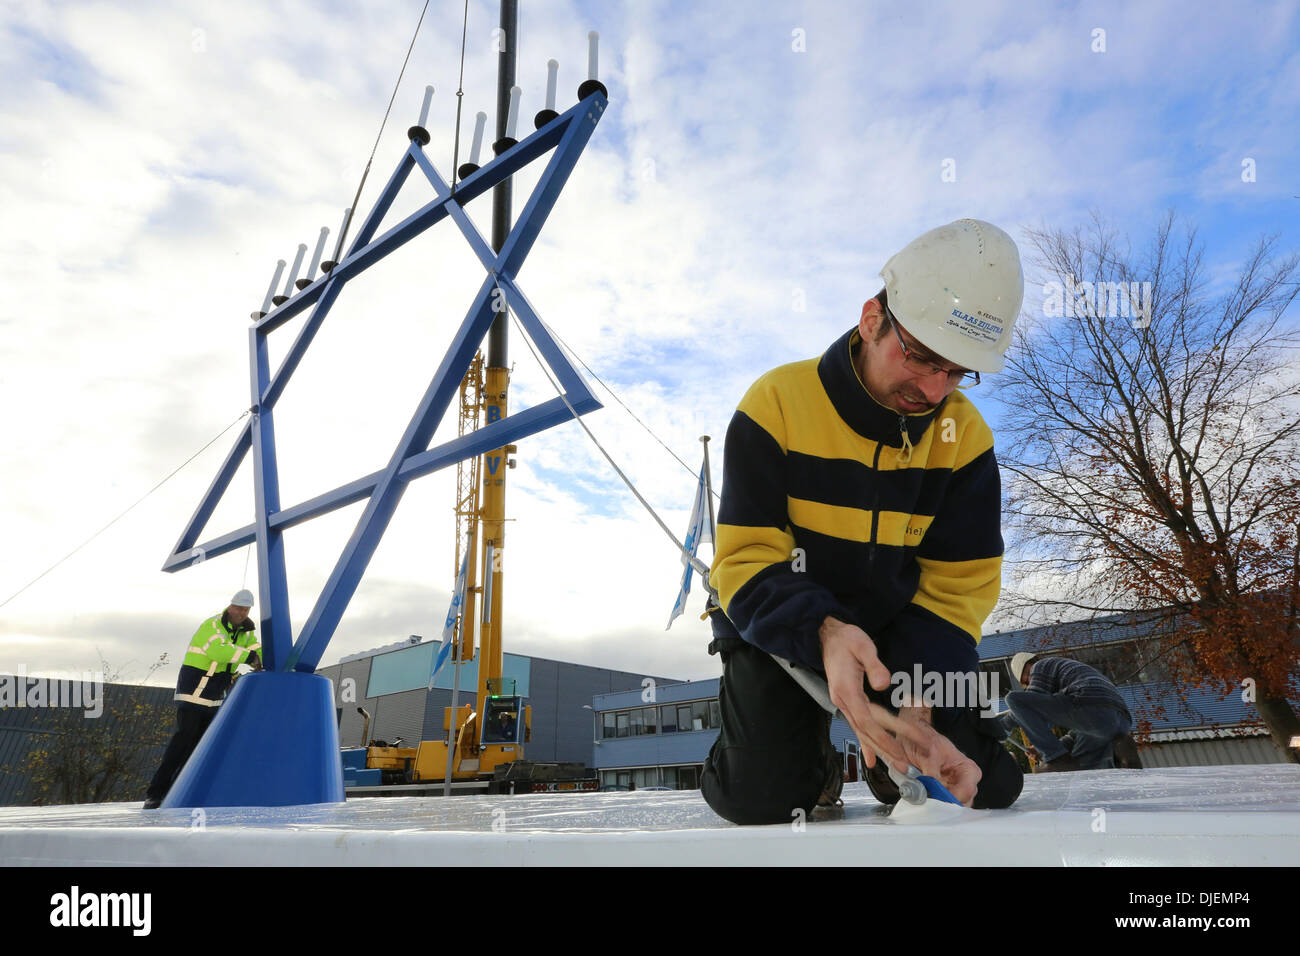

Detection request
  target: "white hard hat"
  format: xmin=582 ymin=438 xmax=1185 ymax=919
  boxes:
xmin=879 ymin=219 xmax=1024 ymax=374
xmin=1010 ymin=652 xmax=1036 ymax=687
xmin=231 ymin=589 xmax=255 ymax=608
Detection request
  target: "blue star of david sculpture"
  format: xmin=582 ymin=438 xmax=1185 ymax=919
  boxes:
xmin=157 ymin=90 xmax=608 ymax=808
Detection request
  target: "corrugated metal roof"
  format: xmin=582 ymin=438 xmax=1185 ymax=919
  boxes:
xmin=979 ymin=608 xmax=1176 ymax=659
xmin=0 ymin=679 xmax=173 ymax=806
xmin=1146 ymin=725 xmax=1267 ymax=742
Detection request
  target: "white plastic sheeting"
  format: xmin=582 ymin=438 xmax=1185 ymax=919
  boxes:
xmin=1 ymin=764 xmax=1297 ymax=866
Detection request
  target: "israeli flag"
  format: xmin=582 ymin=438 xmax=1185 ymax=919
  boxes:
xmin=430 ymin=550 xmax=470 ymax=689
xmin=667 ymin=464 xmax=713 ymax=629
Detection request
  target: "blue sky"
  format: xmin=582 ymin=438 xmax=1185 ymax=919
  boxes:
xmin=1 ymin=0 xmax=1297 ymax=686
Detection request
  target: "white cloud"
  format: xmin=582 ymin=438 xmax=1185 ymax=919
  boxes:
xmin=2 ymin=0 xmax=1296 ymax=688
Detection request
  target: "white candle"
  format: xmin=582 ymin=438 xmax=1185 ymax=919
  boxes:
xmin=283 ymin=243 xmax=307 ymax=296
xmin=418 ymin=85 xmax=434 ymax=128
xmin=587 ymin=31 xmax=599 ymax=81
xmin=307 ymin=226 xmax=329 ymax=280
xmin=505 ymin=85 xmax=522 ymax=140
xmin=329 ymin=207 xmax=352 ymax=264
xmin=470 ymin=112 xmax=487 ymax=164
xmin=261 ymin=260 xmax=286 ymax=313
xmin=545 ymin=59 xmax=558 ymax=110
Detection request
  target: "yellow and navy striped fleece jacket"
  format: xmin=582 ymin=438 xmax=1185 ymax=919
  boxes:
xmin=708 ymin=326 xmax=1002 ymax=679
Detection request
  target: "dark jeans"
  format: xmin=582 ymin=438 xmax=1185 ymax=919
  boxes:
xmin=145 ymin=706 xmax=217 ymax=803
xmin=1004 ymin=690 xmax=1131 ymax=769
xmin=702 ymin=641 xmax=1023 ymax=824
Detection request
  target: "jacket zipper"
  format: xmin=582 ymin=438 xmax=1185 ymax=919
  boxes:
xmin=867 ymin=440 xmax=884 ymax=581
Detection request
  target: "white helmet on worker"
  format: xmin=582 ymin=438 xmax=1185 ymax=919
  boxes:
xmin=879 ymin=218 xmax=1024 ymax=374
xmin=230 ymin=589 xmax=255 ymax=608
xmin=1010 ymin=652 xmax=1036 ymax=687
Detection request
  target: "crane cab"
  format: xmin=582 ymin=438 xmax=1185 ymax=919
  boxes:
xmin=481 ymin=694 xmax=526 ymax=746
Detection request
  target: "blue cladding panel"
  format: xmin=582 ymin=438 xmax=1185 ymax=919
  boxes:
xmin=593 ymin=677 xmax=717 ymax=712
xmin=365 ymin=643 xmax=530 ymax=698
xmin=366 ymin=643 xmax=436 ymax=697
xmin=594 ymin=730 xmax=717 ymax=770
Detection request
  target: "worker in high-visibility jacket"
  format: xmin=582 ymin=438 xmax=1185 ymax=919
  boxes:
xmin=143 ymin=589 xmax=262 ymax=808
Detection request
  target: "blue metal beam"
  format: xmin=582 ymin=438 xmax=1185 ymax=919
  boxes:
xmin=248 ymin=327 xmax=292 ymax=668
xmin=250 ymin=96 xmax=585 ymax=337
xmin=159 ymin=389 xmax=600 ymax=574
xmin=283 ymin=274 xmax=502 ymax=672
xmin=166 ymin=90 xmax=610 ymax=679
xmin=164 ymin=419 xmax=252 ymax=563
xmin=498 ymin=97 xmax=607 ymax=277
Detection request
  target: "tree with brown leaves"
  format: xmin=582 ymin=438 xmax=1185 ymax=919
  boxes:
xmin=997 ymin=211 xmax=1300 ymax=761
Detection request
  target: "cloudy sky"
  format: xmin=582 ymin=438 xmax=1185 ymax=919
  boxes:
xmin=2 ymin=0 xmax=1297 ymax=688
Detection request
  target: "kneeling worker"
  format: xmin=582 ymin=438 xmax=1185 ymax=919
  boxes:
xmin=702 ymin=220 xmax=1027 ymax=824
xmin=143 ymin=590 xmax=262 ymax=809
xmin=1003 ymin=652 xmax=1133 ymax=772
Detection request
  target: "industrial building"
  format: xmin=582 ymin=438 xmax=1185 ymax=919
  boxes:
xmin=588 ymin=613 xmax=1297 ymax=789
xmin=317 ymin=639 xmax=679 ymax=767
xmin=4 ymin=604 xmax=1294 ymax=808
xmin=588 ymin=679 xmax=864 ymax=791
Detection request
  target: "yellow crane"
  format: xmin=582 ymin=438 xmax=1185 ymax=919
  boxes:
xmin=403 ymin=352 xmax=537 ymax=787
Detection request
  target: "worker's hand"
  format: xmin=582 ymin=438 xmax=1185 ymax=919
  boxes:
xmin=247 ymin=651 xmax=262 ymax=672
xmin=819 ymin=618 xmax=925 ymax=774
xmin=895 ymin=708 xmax=982 ymax=807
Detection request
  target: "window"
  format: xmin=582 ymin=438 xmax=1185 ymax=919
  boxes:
xmin=708 ymin=700 xmax=721 ymax=730
xmin=603 ymin=713 xmax=615 ymax=739
xmin=642 ymin=707 xmax=658 ymax=734
xmin=662 ymin=766 xmax=678 ymax=788
xmin=677 ymin=704 xmax=693 ymax=732
xmin=629 ymin=708 xmax=644 ymax=736
xmin=678 ymin=765 xmax=699 ymax=789
xmin=661 ymin=704 xmax=677 ymax=733
xmin=692 ymin=700 xmax=709 ymax=731
xmin=481 ymin=697 xmax=521 ymax=745
xmin=616 ymin=712 xmax=630 ymax=738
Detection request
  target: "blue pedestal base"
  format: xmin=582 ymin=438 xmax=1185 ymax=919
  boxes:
xmin=162 ymin=671 xmax=344 ymax=808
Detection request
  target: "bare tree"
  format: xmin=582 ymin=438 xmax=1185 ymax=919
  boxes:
xmin=997 ymin=211 xmax=1300 ymax=760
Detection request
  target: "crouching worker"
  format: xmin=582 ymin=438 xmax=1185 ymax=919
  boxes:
xmin=701 ymin=220 xmax=1027 ymax=824
xmin=1003 ymin=653 xmax=1133 ymax=772
xmin=143 ymin=589 xmax=262 ymax=809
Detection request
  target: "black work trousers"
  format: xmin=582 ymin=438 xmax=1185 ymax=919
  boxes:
xmin=145 ymin=706 xmax=217 ymax=803
xmin=701 ymin=640 xmax=1023 ymax=825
